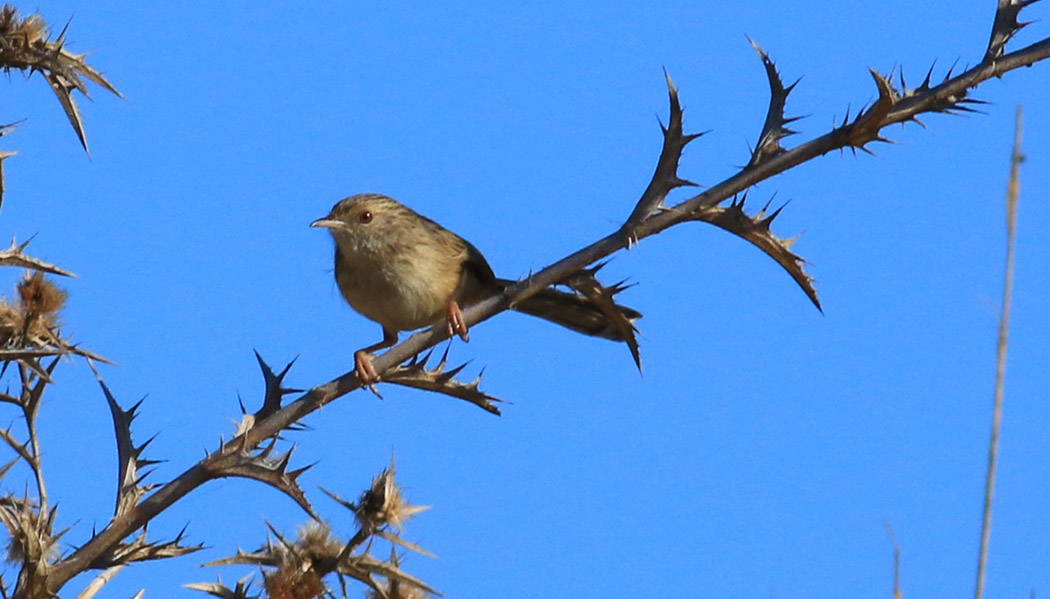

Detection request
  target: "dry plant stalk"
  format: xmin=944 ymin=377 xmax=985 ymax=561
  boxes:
xmin=0 ymin=122 xmax=16 ymax=208
xmin=973 ymin=104 xmax=1023 ymax=599
xmin=884 ymin=520 xmax=903 ymax=599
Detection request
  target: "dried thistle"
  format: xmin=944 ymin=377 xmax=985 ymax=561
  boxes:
xmin=261 ymin=523 xmax=342 ymax=599
xmin=0 ymin=302 xmax=21 ymax=347
xmin=0 ymin=271 xmax=65 ymax=349
xmin=0 ymin=496 xmax=59 ymax=566
xmin=294 ymin=522 xmax=342 ymax=560
xmin=17 ymin=270 xmax=66 ymax=318
xmin=0 ymin=299 xmax=54 ymax=350
xmin=264 ymin=563 xmax=325 ymax=599
xmin=0 ymin=4 xmax=123 ymax=152
xmin=355 ymin=460 xmax=429 ymax=533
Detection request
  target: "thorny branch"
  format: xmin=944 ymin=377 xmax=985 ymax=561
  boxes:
xmin=15 ymin=359 xmax=57 ymax=512
xmin=93 ymin=367 xmax=160 ymax=519
xmin=327 ymin=8 xmax=1050 ymax=399
xmin=0 ymin=2 xmax=1045 ymax=597
xmin=383 ymin=347 xmax=503 ymax=415
xmin=0 ymin=238 xmax=74 ymax=278
xmin=48 ymin=4 xmax=1050 ymax=595
xmin=746 ymin=36 xmax=802 ymax=167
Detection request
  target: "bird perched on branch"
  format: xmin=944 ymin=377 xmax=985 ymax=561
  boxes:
xmin=312 ymin=193 xmax=640 ymax=384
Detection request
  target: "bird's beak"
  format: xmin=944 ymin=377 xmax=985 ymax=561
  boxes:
xmin=310 ymin=217 xmax=343 ymax=230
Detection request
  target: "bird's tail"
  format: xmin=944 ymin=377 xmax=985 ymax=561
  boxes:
xmin=498 ymin=280 xmax=641 ymax=342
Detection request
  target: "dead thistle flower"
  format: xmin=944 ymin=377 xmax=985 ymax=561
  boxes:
xmin=262 ymin=523 xmax=342 ymax=599
xmin=355 ymin=460 xmax=429 ymax=533
xmin=0 ymin=500 xmax=59 ymax=566
xmin=294 ymin=522 xmax=341 ymax=562
xmin=0 ymin=271 xmax=66 ymax=350
xmin=0 ymin=6 xmax=46 ymax=58
xmin=0 ymin=301 xmax=23 ymax=346
xmin=264 ymin=565 xmax=325 ymax=599
xmin=17 ymin=270 xmax=66 ymax=318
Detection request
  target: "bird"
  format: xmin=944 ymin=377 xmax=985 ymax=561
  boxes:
xmin=311 ymin=193 xmax=640 ymax=384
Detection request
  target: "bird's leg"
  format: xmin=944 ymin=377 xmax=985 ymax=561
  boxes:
xmin=355 ymin=327 xmax=399 ymax=384
xmin=446 ymin=300 xmax=469 ymax=342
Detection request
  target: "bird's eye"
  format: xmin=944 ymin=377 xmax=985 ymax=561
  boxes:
xmin=358 ymin=210 xmax=373 ymax=224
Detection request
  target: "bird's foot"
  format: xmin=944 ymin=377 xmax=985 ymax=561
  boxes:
xmin=354 ymin=349 xmax=381 ymax=385
xmin=446 ymin=300 xmax=469 ymax=342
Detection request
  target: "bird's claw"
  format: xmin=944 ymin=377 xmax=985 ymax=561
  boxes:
xmin=446 ymin=301 xmax=469 ymax=342
xmin=354 ymin=349 xmax=381 ymax=385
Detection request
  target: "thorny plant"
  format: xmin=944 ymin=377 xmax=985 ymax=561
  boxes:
xmin=0 ymin=278 xmax=435 ymax=599
xmin=0 ymin=1 xmax=1046 ymax=598
xmin=0 ymin=4 xmax=123 ymax=212
xmin=0 ymin=269 xmax=105 ymax=594
xmin=0 ymin=5 xmax=122 ymax=151
xmin=188 ymin=459 xmax=434 ymax=599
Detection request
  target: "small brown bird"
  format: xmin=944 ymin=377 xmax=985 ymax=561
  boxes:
xmin=312 ymin=193 xmax=640 ymax=383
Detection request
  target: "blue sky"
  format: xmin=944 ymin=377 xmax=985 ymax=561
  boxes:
xmin=2 ymin=1 xmax=1049 ymax=597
